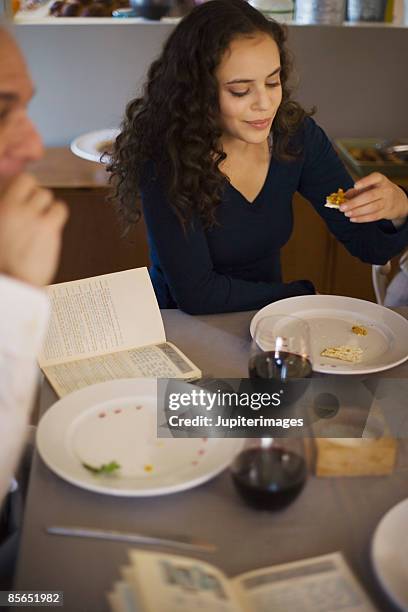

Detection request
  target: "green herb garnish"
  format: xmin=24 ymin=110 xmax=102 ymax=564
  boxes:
xmin=82 ymin=460 xmax=121 ymax=475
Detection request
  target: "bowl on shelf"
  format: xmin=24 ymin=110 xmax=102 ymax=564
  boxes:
xmin=129 ymin=0 xmax=173 ymax=19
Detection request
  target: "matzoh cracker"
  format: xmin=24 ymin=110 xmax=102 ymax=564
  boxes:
xmin=320 ymin=345 xmax=363 ymax=363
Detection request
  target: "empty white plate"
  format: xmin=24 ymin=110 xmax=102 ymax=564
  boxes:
xmin=372 ymin=498 xmax=408 ymax=611
xmin=250 ymin=295 xmax=408 ymax=375
xmin=37 ymin=379 xmax=242 ymax=496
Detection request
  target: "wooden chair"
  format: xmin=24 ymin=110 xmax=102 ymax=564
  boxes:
xmin=372 ymin=250 xmax=408 ymax=306
xmin=372 ymin=262 xmax=392 ymax=305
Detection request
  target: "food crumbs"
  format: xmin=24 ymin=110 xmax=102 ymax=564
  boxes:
xmin=98 ymin=412 xmax=106 ymax=418
xmin=352 ymin=325 xmax=368 ymax=336
xmin=144 ymin=465 xmax=153 ymax=472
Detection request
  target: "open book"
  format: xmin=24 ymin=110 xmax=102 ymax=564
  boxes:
xmin=38 ymin=268 xmax=201 ymax=397
xmin=107 ymin=550 xmax=377 ymax=612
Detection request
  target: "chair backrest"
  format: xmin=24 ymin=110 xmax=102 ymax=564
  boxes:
xmin=372 ymin=261 xmax=392 ymax=305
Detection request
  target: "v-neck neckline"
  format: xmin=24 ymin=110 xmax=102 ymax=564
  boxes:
xmin=227 ymin=156 xmax=273 ymax=206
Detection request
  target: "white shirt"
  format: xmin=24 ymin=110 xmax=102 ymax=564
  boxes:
xmin=0 ymin=275 xmax=49 ymax=506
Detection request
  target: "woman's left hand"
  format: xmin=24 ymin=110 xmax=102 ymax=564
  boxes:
xmin=340 ymin=172 xmax=408 ymax=223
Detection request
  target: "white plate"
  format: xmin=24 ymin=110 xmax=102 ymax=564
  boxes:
xmin=37 ymin=379 xmax=242 ymax=497
xmin=372 ymin=498 xmax=408 ymax=611
xmin=70 ymin=128 xmax=120 ymax=163
xmin=250 ymin=295 xmax=408 ymax=375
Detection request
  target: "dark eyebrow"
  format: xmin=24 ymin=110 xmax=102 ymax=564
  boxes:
xmin=225 ymin=66 xmax=281 ymax=85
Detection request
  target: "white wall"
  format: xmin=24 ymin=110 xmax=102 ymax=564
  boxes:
xmin=14 ymin=22 xmax=408 ymax=145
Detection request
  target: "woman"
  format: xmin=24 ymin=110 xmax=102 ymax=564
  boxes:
xmin=109 ymin=0 xmax=408 ymax=314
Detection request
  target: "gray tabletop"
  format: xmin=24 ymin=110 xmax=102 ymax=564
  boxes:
xmin=14 ymin=308 xmax=408 ymax=612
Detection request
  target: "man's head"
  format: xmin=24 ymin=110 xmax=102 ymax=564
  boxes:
xmin=0 ymin=26 xmax=67 ymax=289
xmin=0 ymin=27 xmax=43 ymax=187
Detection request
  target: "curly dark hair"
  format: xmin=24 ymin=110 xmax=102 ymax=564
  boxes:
xmin=108 ymin=0 xmax=313 ymax=229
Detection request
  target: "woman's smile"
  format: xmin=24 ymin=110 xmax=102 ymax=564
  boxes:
xmin=244 ymin=118 xmax=272 ymax=130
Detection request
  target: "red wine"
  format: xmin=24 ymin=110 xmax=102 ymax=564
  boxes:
xmin=231 ymin=447 xmax=307 ymax=510
xmin=249 ymin=351 xmax=312 ymax=380
xmin=248 ymin=351 xmax=312 ymax=407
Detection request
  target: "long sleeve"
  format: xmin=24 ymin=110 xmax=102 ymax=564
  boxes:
xmin=0 ymin=276 xmax=49 ymax=506
xmin=141 ymin=169 xmax=315 ymax=315
xmin=298 ymin=119 xmax=408 ymax=265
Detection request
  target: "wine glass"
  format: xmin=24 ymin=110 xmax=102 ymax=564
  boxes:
xmin=249 ymin=314 xmax=313 ymax=384
xmin=230 ymin=315 xmax=312 ymax=511
xmin=231 ymin=437 xmax=308 ymax=510
xmin=249 ymin=314 xmax=313 ymax=420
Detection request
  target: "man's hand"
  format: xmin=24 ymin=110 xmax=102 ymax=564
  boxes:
xmin=0 ymin=173 xmax=68 ymax=287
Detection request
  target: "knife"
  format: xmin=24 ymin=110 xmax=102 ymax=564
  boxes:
xmin=46 ymin=526 xmax=216 ymax=553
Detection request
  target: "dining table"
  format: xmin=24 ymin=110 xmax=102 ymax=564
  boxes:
xmin=13 ymin=307 xmax=408 ymax=612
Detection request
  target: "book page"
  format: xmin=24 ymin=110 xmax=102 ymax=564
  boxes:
xmin=233 ymin=553 xmax=377 ymax=612
xmin=42 ymin=342 xmax=201 ymax=397
xmin=126 ymin=550 xmax=241 ymax=612
xmin=108 ymin=576 xmax=140 ymax=612
xmin=38 ymin=268 xmax=165 ymax=367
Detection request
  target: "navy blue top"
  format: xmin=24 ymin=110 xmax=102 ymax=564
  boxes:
xmin=140 ymin=118 xmax=408 ymax=314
